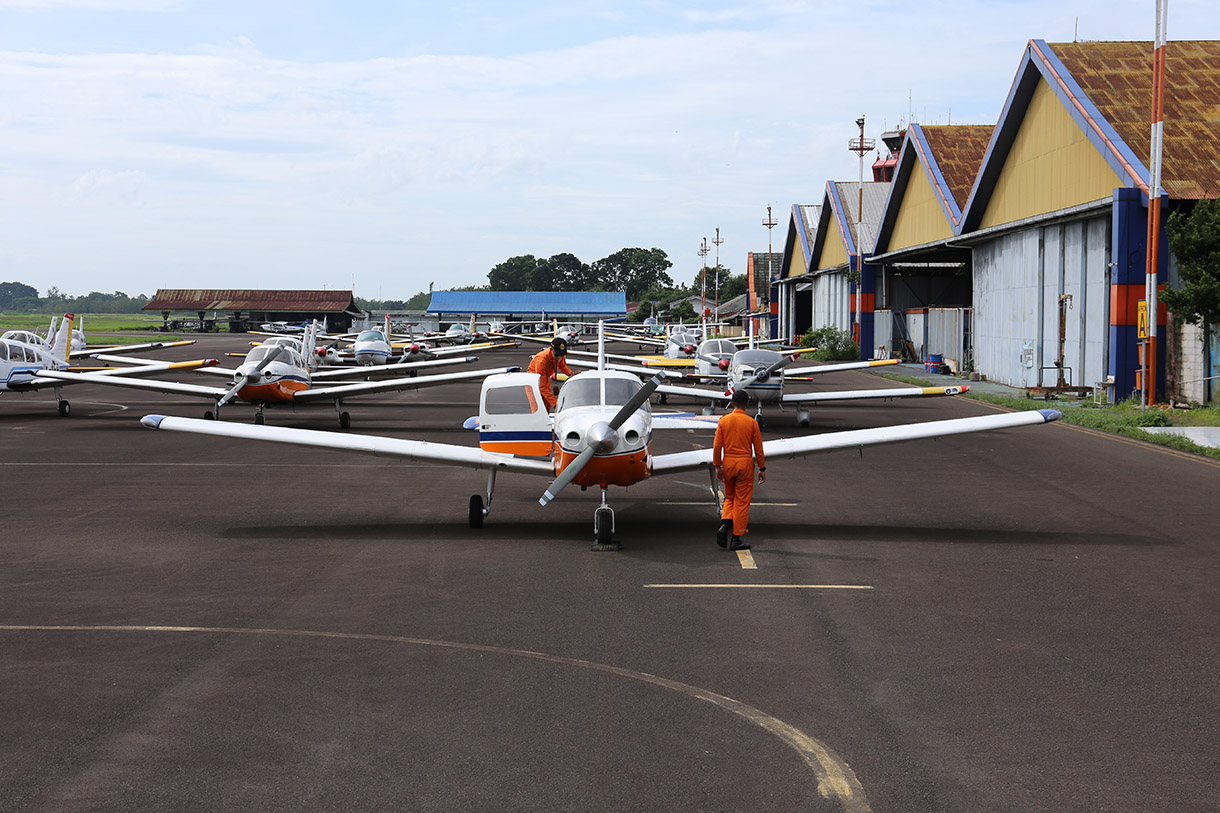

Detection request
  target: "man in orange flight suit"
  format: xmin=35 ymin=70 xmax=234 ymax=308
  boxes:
xmin=712 ymin=389 xmax=765 ymax=550
xmin=527 ymin=337 xmax=572 ymax=411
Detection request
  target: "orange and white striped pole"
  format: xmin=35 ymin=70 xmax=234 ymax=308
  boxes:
xmin=1144 ymin=0 xmax=1168 ymax=407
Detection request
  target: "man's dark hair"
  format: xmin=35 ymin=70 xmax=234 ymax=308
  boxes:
xmin=731 ymin=389 xmax=750 ymax=406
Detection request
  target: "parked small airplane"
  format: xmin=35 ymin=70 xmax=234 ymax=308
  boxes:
xmin=139 ymin=322 xmax=1061 ymax=548
xmin=39 ymin=321 xmax=518 ymax=427
xmin=315 ymin=317 xmax=518 ymax=367
xmin=3 ymin=315 xmax=215 ymax=416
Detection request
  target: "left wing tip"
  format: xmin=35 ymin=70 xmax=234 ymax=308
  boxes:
xmin=140 ymin=414 xmax=166 ymax=429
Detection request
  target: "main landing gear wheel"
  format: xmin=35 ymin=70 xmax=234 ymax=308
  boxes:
xmin=204 ymin=410 xmax=216 ymax=421
xmin=57 ymin=401 xmax=71 ymax=417
xmin=339 ymin=411 xmax=351 ymax=429
xmin=469 ymin=494 xmax=484 ymax=528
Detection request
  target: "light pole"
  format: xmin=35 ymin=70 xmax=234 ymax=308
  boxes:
xmin=763 ymin=205 xmax=779 ymax=339
xmin=712 ymin=227 xmax=724 ymax=324
xmin=848 ymin=116 xmax=875 ymax=345
xmin=698 ymin=238 xmax=710 ymax=321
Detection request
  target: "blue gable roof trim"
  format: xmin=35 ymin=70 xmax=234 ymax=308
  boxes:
xmin=427 ymin=291 xmax=627 ymax=316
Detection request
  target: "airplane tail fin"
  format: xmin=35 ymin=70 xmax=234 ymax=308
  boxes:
xmin=50 ymin=313 xmax=74 ymax=366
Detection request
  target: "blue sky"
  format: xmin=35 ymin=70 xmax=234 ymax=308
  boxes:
xmin=0 ymin=0 xmax=1215 ymax=300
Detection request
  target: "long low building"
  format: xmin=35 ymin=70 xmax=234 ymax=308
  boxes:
xmin=427 ymin=291 xmax=627 ymax=321
xmin=144 ymin=289 xmax=363 ymax=333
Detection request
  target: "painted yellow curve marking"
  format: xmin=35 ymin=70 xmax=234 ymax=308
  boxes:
xmin=0 ymin=624 xmax=871 ymax=812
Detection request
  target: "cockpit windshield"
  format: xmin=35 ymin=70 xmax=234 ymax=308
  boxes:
xmin=555 ymin=377 xmax=601 ymax=409
xmin=604 ymin=377 xmax=642 ymax=407
xmin=357 ymin=331 xmax=384 ymax=342
xmin=734 ymin=349 xmax=778 ymax=368
xmin=247 ymin=345 xmax=288 ymax=366
xmin=699 ymin=339 xmax=737 ymax=356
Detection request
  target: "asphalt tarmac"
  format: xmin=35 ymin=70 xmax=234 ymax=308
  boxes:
xmin=2 ymin=334 xmax=1217 ymax=812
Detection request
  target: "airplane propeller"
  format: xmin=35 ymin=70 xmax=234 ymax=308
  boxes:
xmin=216 ymin=347 xmax=283 ymax=407
xmin=729 ymin=353 xmax=797 ymax=396
xmin=538 ymin=371 xmax=666 ymax=506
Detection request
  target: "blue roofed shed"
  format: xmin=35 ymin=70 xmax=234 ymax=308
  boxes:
xmin=427 ymin=291 xmax=626 ymax=318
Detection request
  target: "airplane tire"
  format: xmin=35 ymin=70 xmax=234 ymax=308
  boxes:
xmin=204 ymin=410 xmax=215 ymax=421
xmin=254 ymin=414 xmax=265 ymax=425
xmin=58 ymin=401 xmax=71 ymax=417
xmin=340 ymin=411 xmax=351 ymax=429
xmin=469 ymin=494 xmax=484 ymax=528
xmin=595 ymin=511 xmax=612 ymax=545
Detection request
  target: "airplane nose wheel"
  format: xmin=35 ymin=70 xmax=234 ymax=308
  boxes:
xmin=592 ymin=489 xmax=621 ymax=551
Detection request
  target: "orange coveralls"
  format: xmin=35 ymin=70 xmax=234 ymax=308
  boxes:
xmin=712 ymin=407 xmax=765 ymax=537
xmin=526 ymin=347 xmax=572 ymax=411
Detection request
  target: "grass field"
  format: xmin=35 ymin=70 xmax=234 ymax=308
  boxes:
xmin=0 ymin=312 xmax=191 ymax=344
xmin=884 ymin=371 xmax=1220 ymax=459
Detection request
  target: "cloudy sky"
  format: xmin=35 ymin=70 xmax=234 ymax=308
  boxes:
xmin=1 ymin=0 xmax=1215 ymax=300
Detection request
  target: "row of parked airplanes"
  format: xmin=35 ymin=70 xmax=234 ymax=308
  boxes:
xmin=2 ymin=314 xmax=1060 ymax=547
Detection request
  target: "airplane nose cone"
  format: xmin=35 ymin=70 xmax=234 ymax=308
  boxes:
xmin=585 ymin=421 xmax=618 ymax=453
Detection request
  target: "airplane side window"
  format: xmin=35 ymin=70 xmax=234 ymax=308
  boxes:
xmin=0 ymin=343 xmax=7 ymax=361
xmin=485 ymin=386 xmax=534 ymax=415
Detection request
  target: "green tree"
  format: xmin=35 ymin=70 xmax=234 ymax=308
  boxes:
xmin=1162 ymin=198 xmax=1220 ymax=327
xmin=0 ymin=281 xmax=39 ymax=310
xmin=590 ymin=248 xmax=673 ymax=300
xmin=538 ymin=253 xmax=589 ymax=290
xmin=488 ymin=255 xmax=540 ymax=290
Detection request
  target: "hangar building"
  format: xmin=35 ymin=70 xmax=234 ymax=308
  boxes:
xmin=144 ymin=289 xmax=363 ymax=333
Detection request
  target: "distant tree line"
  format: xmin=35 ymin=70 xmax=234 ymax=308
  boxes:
xmin=0 ymin=281 xmax=151 ymax=314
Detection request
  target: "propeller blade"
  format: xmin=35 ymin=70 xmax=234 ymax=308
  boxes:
xmin=733 ymin=354 xmax=794 ymax=393
xmin=609 ymin=371 xmax=665 ymax=431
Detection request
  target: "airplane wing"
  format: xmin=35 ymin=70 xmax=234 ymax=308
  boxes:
xmin=784 ymin=358 xmax=900 ymax=376
xmin=139 ymin=414 xmax=554 ymax=476
xmin=310 ymin=356 xmax=480 ymax=380
xmin=565 ymin=357 xmax=698 ymax=379
xmin=656 ymin=382 xmax=732 ymax=401
xmin=638 ymin=357 xmax=697 ymax=368
xmin=650 ymin=409 xmax=1063 ymax=476
xmin=294 ymin=366 xmax=521 ymax=402
xmin=35 ymin=369 xmax=228 ymax=398
xmin=70 ymin=339 xmax=196 ymax=359
xmin=781 ymin=384 xmax=967 ymax=404
xmin=651 ymin=412 xmax=722 ymax=429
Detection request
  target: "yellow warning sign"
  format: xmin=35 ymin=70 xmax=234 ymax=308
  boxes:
xmin=1137 ymin=300 xmax=1148 ymax=339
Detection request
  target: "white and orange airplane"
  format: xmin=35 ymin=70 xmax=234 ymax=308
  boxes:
xmin=39 ymin=321 xmax=519 ymax=428
xmin=138 ymin=323 xmax=1061 ymax=548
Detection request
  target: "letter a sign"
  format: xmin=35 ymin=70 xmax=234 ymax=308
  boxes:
xmin=1137 ymin=300 xmax=1148 ymax=339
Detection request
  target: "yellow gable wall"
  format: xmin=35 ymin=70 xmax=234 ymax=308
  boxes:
xmin=815 ymin=214 xmax=850 ymax=271
xmin=784 ymin=238 xmax=808 ymax=278
xmin=980 ymin=78 xmax=1121 ymax=229
xmin=886 ymin=158 xmax=954 ymax=250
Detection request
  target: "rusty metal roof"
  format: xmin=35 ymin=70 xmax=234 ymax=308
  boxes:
xmin=143 ymin=289 xmax=360 ymax=313
xmin=1051 ymin=40 xmax=1220 ymax=200
xmin=919 ymin=125 xmax=993 ymax=209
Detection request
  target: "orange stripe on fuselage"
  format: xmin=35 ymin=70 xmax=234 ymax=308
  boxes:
xmin=481 ymin=440 xmax=553 ymax=456
xmin=239 ymin=379 xmax=310 ymax=404
xmin=555 ymin=446 xmax=650 ymax=488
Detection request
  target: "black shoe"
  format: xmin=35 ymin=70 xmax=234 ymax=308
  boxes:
xmin=716 ymin=520 xmax=730 ymax=548
xmin=729 ymin=536 xmax=750 ymax=551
